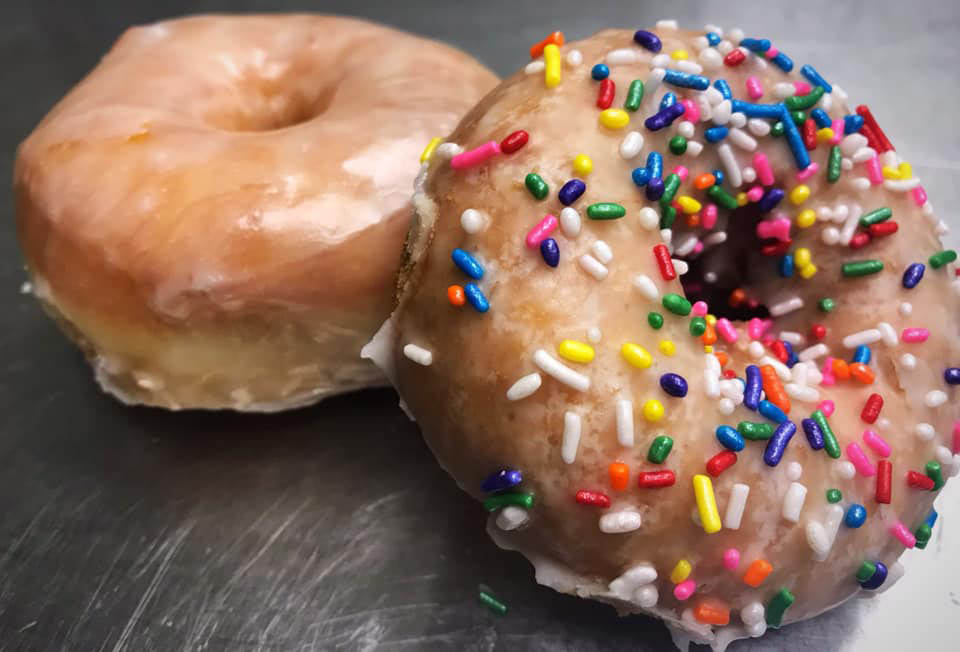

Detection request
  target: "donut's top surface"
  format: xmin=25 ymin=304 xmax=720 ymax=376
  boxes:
xmin=379 ymin=24 xmax=960 ymax=642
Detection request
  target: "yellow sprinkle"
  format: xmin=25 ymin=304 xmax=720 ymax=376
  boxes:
xmin=795 ymin=209 xmax=817 ymax=229
xmin=816 ymin=127 xmax=834 ymax=143
xmin=677 ymin=196 xmax=702 ymax=214
xmin=705 ymin=314 xmax=717 ymax=326
xmin=898 ymin=161 xmax=912 ymax=179
xmin=703 ymin=345 xmax=714 ymax=353
xmin=670 ymin=560 xmax=692 ymax=584
xmin=621 ymin=342 xmax=652 ymax=369
xmin=881 ymin=165 xmax=901 ymax=180
xmin=642 ymin=399 xmax=664 ymax=422
xmin=799 ymin=263 xmax=818 ymax=279
xmin=573 ymin=154 xmax=593 ymax=176
xmin=736 ymin=192 xmax=748 ymax=207
xmin=789 ymin=185 xmax=810 ymax=205
xmin=693 ymin=474 xmax=722 ymax=534
xmin=659 ymin=339 xmax=676 ymax=356
xmin=544 ymin=44 xmax=562 ymax=88
xmin=419 ymin=137 xmax=443 ymax=163
xmin=599 ymin=108 xmax=630 ymax=129
xmin=126 ymin=124 xmax=150 ymax=142
xmin=557 ymin=339 xmax=595 ymax=363
xmin=794 ymin=247 xmax=812 ymax=268
xmin=671 ymin=49 xmax=689 ymax=60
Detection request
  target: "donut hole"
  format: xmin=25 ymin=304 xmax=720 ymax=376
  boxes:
xmin=204 ymin=75 xmax=339 ymax=132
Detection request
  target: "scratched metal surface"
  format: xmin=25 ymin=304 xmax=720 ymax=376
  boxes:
xmin=1 ymin=0 xmax=959 ymax=650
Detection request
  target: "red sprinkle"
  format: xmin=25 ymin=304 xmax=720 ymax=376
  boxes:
xmin=575 ymin=490 xmax=611 ymax=508
xmin=770 ymin=340 xmax=789 ymax=364
xmin=706 ymin=451 xmax=738 ymax=477
xmin=856 ymin=105 xmax=895 ymax=153
xmin=954 ymin=422 xmax=960 ymax=454
xmin=761 ymin=240 xmax=792 ymax=257
xmin=861 ymin=393 xmax=883 ymax=424
xmin=500 ymin=130 xmax=529 ymax=154
xmin=722 ymin=369 xmax=738 ymax=379
xmin=653 ymin=243 xmax=676 ymax=280
xmin=869 ymin=221 xmax=898 ymax=237
xmin=637 ymin=470 xmax=676 ymax=488
xmin=906 ymin=471 xmax=935 ymax=491
xmin=724 ymin=48 xmax=746 ymax=66
xmin=876 ymin=460 xmax=892 ymax=504
xmin=810 ymin=324 xmax=827 ymax=340
xmin=802 ymin=118 xmax=817 ymax=150
xmin=597 ymin=78 xmax=615 ymax=109
xmin=849 ymin=232 xmax=872 ymax=249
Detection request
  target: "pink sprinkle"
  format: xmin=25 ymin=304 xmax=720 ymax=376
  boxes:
xmin=716 ymin=318 xmax=739 ymax=343
xmin=912 ymin=185 xmax=928 ymax=206
xmin=692 ymin=241 xmax=704 ymax=255
xmin=765 ymin=47 xmax=779 ymax=59
xmin=681 ymin=98 xmax=700 ymax=123
xmin=524 ymin=214 xmax=558 ymax=249
xmin=820 ymin=360 xmax=836 ymax=387
xmin=794 ymin=81 xmax=812 ymax=94
xmin=723 ymin=548 xmax=741 ymax=570
xmin=817 ymin=399 xmax=836 ymax=417
xmin=890 ymin=521 xmax=916 ymax=549
xmin=702 ymin=203 xmax=718 ymax=229
xmin=830 ymin=119 xmax=844 ymax=144
xmin=745 ymin=76 xmax=764 ymax=100
xmin=673 ymin=165 xmax=689 ymax=182
xmin=761 ymin=333 xmax=776 ymax=347
xmin=747 ymin=318 xmax=765 ymax=340
xmin=753 ymin=152 xmax=775 ymax=186
xmin=692 ymin=301 xmax=709 ymax=317
xmin=901 ymin=327 xmax=930 ymax=343
xmin=755 ymin=216 xmax=791 ymax=241
xmin=746 ymin=185 xmax=765 ymax=202
xmin=866 ymin=156 xmax=883 ymax=185
xmin=846 ymin=442 xmax=877 ymax=477
xmin=674 ymin=579 xmax=696 ymax=601
xmin=450 ymin=140 xmax=500 ymax=169
xmin=952 ymin=421 xmax=960 ymax=454
xmin=796 ymin=162 xmax=820 ymax=181
xmin=862 ymin=429 xmax=891 ymax=458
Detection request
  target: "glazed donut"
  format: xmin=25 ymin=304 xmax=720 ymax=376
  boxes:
xmin=15 ymin=14 xmax=496 ymax=410
xmin=366 ymin=22 xmax=960 ymax=648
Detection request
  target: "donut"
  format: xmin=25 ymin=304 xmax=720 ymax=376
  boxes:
xmin=365 ymin=22 xmax=960 ymax=647
xmin=14 ymin=14 xmax=496 ymax=410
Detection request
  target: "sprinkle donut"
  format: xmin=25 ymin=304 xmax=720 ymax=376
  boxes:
xmin=366 ymin=22 xmax=960 ymax=648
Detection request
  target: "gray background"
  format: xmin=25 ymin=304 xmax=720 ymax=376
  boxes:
xmin=2 ymin=1 xmax=958 ymax=650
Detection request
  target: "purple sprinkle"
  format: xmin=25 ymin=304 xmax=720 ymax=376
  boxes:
xmin=633 ymin=29 xmax=662 ymax=52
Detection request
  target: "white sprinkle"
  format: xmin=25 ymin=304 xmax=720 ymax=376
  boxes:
xmin=712 ymin=99 xmax=732 ymax=124
xmin=672 ymin=259 xmax=689 ymax=276
xmin=718 ymin=398 xmax=735 ymax=415
xmin=525 ymin=60 xmax=545 ymax=74
xmin=506 ymin=373 xmax=542 ymax=401
xmin=841 ymin=158 xmax=854 ymax=170
xmin=779 ymin=331 xmax=805 ymax=346
xmin=835 ymin=461 xmax=856 ymax=480
xmin=747 ymin=622 xmax=767 ymax=638
xmin=773 ymin=82 xmax=796 ymax=99
xmin=566 ymin=49 xmax=583 ymax=66
xmin=786 ymin=462 xmax=803 ymax=481
xmin=632 ymin=274 xmax=659 ymax=300
xmin=719 ymin=379 xmax=745 ymax=401
xmin=637 ymin=206 xmax=659 ymax=230
xmin=686 ymin=140 xmax=704 ymax=157
xmin=704 ymin=86 xmax=724 ymax=105
xmin=645 ymin=68 xmax=666 ymax=95
xmin=578 ymin=254 xmax=608 ymax=280
xmin=936 ymin=445 xmax=953 ymax=467
xmin=496 ymin=506 xmax=530 ymax=530
xmin=676 ymin=60 xmax=704 ymax=75
xmin=616 ymin=399 xmax=635 ymax=447
xmin=656 ymin=19 xmax=678 ymax=30
xmin=900 ymin=353 xmax=917 ymax=370
xmin=880 ymin=150 xmax=899 ymax=167
xmin=786 ymin=383 xmax=820 ymax=403
xmin=652 ymin=53 xmax=672 ymax=67
xmin=791 ymin=362 xmax=809 ymax=385
xmin=699 ymin=48 xmax=722 ymax=70
xmin=769 ymin=296 xmax=804 ymax=317
xmin=607 ymin=48 xmax=640 ymax=65
xmin=843 ymin=328 xmax=882 ymax=348
xmin=759 ymin=356 xmax=792 ymax=381
xmin=742 ymin=166 xmax=757 ymax=183
xmin=695 ymin=94 xmax=713 ymax=121
xmin=704 ymin=271 xmax=718 ymax=283
xmin=819 ymin=92 xmax=833 ymax=111
xmin=833 ymin=84 xmax=849 ymax=101
xmin=716 ymin=40 xmax=734 ymax=55
xmin=436 ymin=142 xmax=463 ymax=159
xmin=915 ymin=423 xmax=936 ymax=441
xmin=876 ymin=417 xmax=891 ymax=431
xmin=925 ymin=390 xmax=948 ymax=408
xmin=558 ymin=206 xmax=582 ymax=238
xmin=923 ymin=201 xmax=934 ymax=216
xmin=703 ymin=231 xmax=727 ymax=247
xmin=806 ymin=521 xmax=830 ymax=560
xmin=592 ymin=240 xmax=613 ymax=264
xmin=729 ymin=111 xmax=747 ymax=128
xmin=704 ymin=24 xmax=724 ymax=36
xmin=748 ymin=341 xmax=766 ymax=359
xmin=813 ymin=504 xmax=845 ymax=561
xmin=403 ymin=344 xmax=433 ymax=366
xmin=724 ymin=483 xmax=750 ymax=530
xmin=693 ymin=35 xmax=710 ymax=51
xmin=782 ymin=482 xmax=807 ymax=523
xmin=877 ymin=321 xmax=898 ymax=346
xmin=677 ymin=120 xmax=696 ymax=139
xmin=561 ymin=412 xmax=582 ymax=463
xmin=728 ymin=27 xmax=745 ymax=42
xmin=620 ymin=131 xmax=644 ymax=159
xmin=877 ymin=562 xmax=905 ymax=594
xmin=674 ymin=235 xmax=698 ymax=257
xmin=533 ymin=349 xmax=590 ymax=392
xmin=599 ymin=510 xmax=642 ymax=533
xmin=936 ymin=220 xmax=949 ymax=236
xmin=839 ymin=203 xmax=862 ymax=245
xmin=741 ymin=601 xmax=765 ymax=627
xmin=747 ymin=118 xmax=771 ymax=137
xmin=704 ymin=354 xmax=722 ymax=398
xmin=609 ymin=564 xmax=658 ymax=599
xmin=850 ymin=177 xmax=871 ymax=191
xmin=851 ymin=147 xmax=877 ymax=163
xmin=635 ymin=585 xmax=659 ymax=608
xmin=806 ymin=365 xmax=823 ymax=386
xmin=840 ymin=133 xmax=868 ymax=156
xmin=717 ymin=143 xmax=742 ymax=187
xmin=587 ymin=327 xmax=602 ymax=343
xmin=20 ymin=281 xmax=32 ymax=294
xmin=821 ymin=226 xmax=841 ymax=245
xmin=460 ymin=208 xmax=487 ymax=234
xmin=884 ymin=178 xmax=921 ymax=192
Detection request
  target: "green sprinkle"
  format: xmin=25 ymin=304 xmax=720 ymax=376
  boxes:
xmin=648 ymin=312 xmax=664 ymax=329
xmin=669 ymin=135 xmax=687 ymax=155
xmin=737 ymin=421 xmax=774 ymax=441
xmin=812 ymin=410 xmax=841 ymax=459
xmin=826 ymin=488 xmax=842 ymax=503
xmin=648 ymin=435 xmax=674 ymax=464
xmin=524 ymin=173 xmax=548 ymax=200
xmin=482 ymin=492 xmax=534 ymax=512
xmin=624 ymin=79 xmax=644 ymax=112
xmin=660 ymin=204 xmax=677 ymax=229
xmin=914 ymin=523 xmax=932 ymax=550
xmin=790 ymin=110 xmax=806 ymax=126
xmin=706 ymin=184 xmax=739 ymax=211
xmin=478 ymin=590 xmax=508 ymax=615
xmin=689 ymin=316 xmax=706 ymax=336
xmin=929 ymin=249 xmax=957 ymax=269
xmin=855 ymin=561 xmax=877 ymax=583
xmin=662 ymin=293 xmax=692 ymax=316
xmin=784 ymin=85 xmax=825 ymax=111
xmin=660 ymin=173 xmax=681 ymax=205
xmin=770 ymin=121 xmax=785 ymax=137
xmin=842 ymin=260 xmax=884 ymax=278
xmin=586 ymin=202 xmax=626 ymax=220
xmin=859 ymin=207 xmax=892 ymax=227
xmin=826 ymin=146 xmax=842 ymax=183
xmin=818 ymin=297 xmax=836 ymax=312
xmin=926 ymin=461 xmax=944 ymax=490
xmin=765 ymin=588 xmax=795 ymax=628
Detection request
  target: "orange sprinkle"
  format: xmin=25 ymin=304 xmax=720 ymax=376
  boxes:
xmin=693 ymin=598 xmax=730 ymax=625
xmin=831 ymin=358 xmax=851 ymax=380
xmin=728 ymin=288 xmax=746 ymax=307
xmin=742 ymin=559 xmax=773 ymax=587
xmin=693 ymin=173 xmax=716 ymax=189
xmin=760 ymin=364 xmax=791 ymax=413
xmin=530 ymin=31 xmax=564 ymax=59
xmin=447 ymin=285 xmax=466 ymax=306
xmin=609 ymin=462 xmax=629 ymax=491
xmin=701 ymin=322 xmax=718 ymax=346
xmin=685 ymin=213 xmax=701 ymax=228
xmin=850 ymin=362 xmax=876 ymax=384
xmin=714 ymin=351 xmax=729 ymax=367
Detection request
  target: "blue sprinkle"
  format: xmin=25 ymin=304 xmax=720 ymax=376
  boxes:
xmin=860 ymin=561 xmax=888 ymax=590
xmin=779 ymin=254 xmax=794 ymax=278
xmin=771 ymin=51 xmax=794 ymax=72
xmin=845 ymin=504 xmax=867 ymax=528
xmin=780 ymin=105 xmax=812 ymax=169
xmin=712 ymin=169 xmax=724 ymax=185
xmin=902 ymin=262 xmax=925 ymax=289
xmin=784 ymin=341 xmax=798 ymax=368
xmin=811 ymin=108 xmax=832 ymax=128
xmin=704 ymin=126 xmax=728 ymax=143
xmin=481 ymin=469 xmax=523 ymax=493
xmin=558 ymin=179 xmax=586 ymax=206
xmin=540 ymin=238 xmax=559 ymax=268
xmin=763 ymin=420 xmax=796 ymax=466
xmin=852 ymin=345 xmax=872 ymax=365
xmin=716 ymin=425 xmax=745 ymax=452
xmin=744 ymin=365 xmax=762 ymax=411
xmin=633 ymin=29 xmax=662 ymax=53
xmin=927 ymin=509 xmax=939 ymax=528
xmin=591 ymin=63 xmax=610 ymax=80
xmin=758 ymin=187 xmax=785 ymax=212
xmin=659 ymin=372 xmax=688 ymax=398
xmin=663 ymin=69 xmax=710 ymax=90
xmin=759 ymin=399 xmax=788 ymax=424
xmin=660 ymin=91 xmax=678 ymax=110
xmin=452 ymin=248 xmax=484 ymax=279
xmin=644 ymin=103 xmax=685 ymax=131
xmin=740 ymin=38 xmax=771 ymax=53
xmin=731 ymin=100 xmax=783 ymax=119
xmin=945 ymin=368 xmax=960 ymax=385
xmin=631 ymin=167 xmax=651 ymax=187
xmin=645 ymin=151 xmax=663 ymax=179
xmin=843 ymin=114 xmax=864 ymax=134
xmin=464 ymin=283 xmax=489 ymax=312
xmin=801 ymin=418 xmax=825 ymax=450
xmin=801 ymin=64 xmax=832 ymax=92
xmin=706 ymin=32 xmax=721 ymax=46
xmin=645 ymin=176 xmax=665 ymax=201
xmin=713 ymin=78 xmax=732 ymax=100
